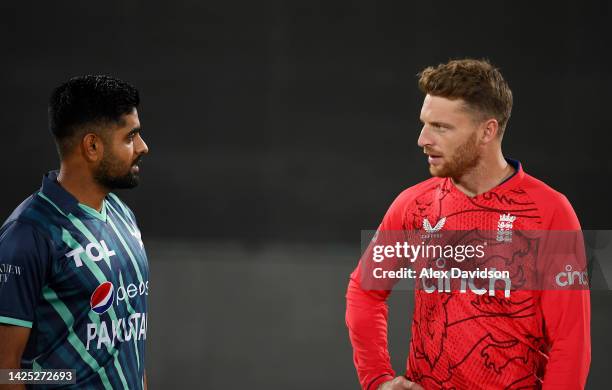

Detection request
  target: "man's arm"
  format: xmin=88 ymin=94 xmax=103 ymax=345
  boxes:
xmin=345 ymin=190 xmax=417 ymax=390
xmin=0 ymin=220 xmax=50 ymax=389
xmin=539 ymin=194 xmax=591 ymax=389
xmin=0 ymin=324 xmax=31 ymax=390
xmin=540 ymin=290 xmax=590 ymax=389
xmin=346 ymin=267 xmax=394 ymax=390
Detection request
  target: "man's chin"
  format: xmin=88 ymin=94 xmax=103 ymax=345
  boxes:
xmin=96 ymin=173 xmax=141 ymax=190
xmin=428 ymin=165 xmax=450 ymax=178
xmin=119 ymin=174 xmax=140 ymax=189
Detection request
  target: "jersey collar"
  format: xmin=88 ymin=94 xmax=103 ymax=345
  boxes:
xmin=40 ymin=170 xmax=81 ymax=216
xmin=40 ymin=170 xmax=108 ymax=222
xmin=446 ymin=158 xmax=525 ymax=198
xmin=498 ymin=158 xmax=525 ymax=190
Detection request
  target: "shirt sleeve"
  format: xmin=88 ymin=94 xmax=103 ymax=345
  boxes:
xmin=540 ymin=194 xmax=591 ymax=389
xmin=345 ymin=192 xmax=409 ymax=390
xmin=0 ymin=221 xmax=51 ymax=328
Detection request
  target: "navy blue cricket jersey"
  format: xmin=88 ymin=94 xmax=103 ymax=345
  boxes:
xmin=0 ymin=171 xmax=149 ymax=389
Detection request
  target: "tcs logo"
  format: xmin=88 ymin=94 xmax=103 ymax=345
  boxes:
xmin=66 ymin=240 xmax=116 ymax=268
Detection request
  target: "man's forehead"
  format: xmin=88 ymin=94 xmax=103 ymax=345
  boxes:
xmin=420 ymin=95 xmax=465 ymax=119
xmin=117 ymin=108 xmax=140 ymax=129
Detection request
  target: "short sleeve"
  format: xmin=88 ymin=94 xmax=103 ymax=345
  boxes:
xmin=0 ymin=221 xmax=50 ymax=328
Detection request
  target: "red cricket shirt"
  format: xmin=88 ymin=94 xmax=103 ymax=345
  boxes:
xmin=346 ymin=160 xmax=590 ymax=390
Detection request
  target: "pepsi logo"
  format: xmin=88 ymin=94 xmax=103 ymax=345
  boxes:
xmin=90 ymin=281 xmax=115 ymax=314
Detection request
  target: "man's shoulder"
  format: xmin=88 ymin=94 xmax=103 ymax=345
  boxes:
xmin=521 ymin=172 xmax=572 ymax=208
xmin=375 ymin=177 xmax=443 ymax=230
xmin=1 ymin=193 xmax=58 ymax=243
xmin=394 ymin=176 xmax=443 ymax=204
xmin=2 ymin=193 xmax=52 ymax=229
xmin=520 ymin=172 xmax=579 ymax=229
xmin=382 ymin=177 xmax=443 ymax=222
xmin=106 ymin=192 xmax=128 ymax=210
xmin=106 ymin=193 xmax=137 ymax=223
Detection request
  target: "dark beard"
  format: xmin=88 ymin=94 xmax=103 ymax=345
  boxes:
xmin=94 ymin=153 xmax=141 ymax=190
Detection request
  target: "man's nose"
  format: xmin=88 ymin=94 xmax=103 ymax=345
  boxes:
xmin=417 ymin=127 xmax=432 ymax=148
xmin=136 ymin=134 xmax=149 ymax=155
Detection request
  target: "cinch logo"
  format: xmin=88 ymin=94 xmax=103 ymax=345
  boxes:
xmin=66 ymin=240 xmax=116 ymax=268
xmin=555 ymin=265 xmax=589 ymax=287
xmin=90 ymin=282 xmax=115 ymax=314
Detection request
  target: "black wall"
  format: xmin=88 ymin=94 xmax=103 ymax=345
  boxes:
xmin=1 ymin=1 xmax=610 ymax=388
xmin=1 ymin=1 xmax=610 ymax=242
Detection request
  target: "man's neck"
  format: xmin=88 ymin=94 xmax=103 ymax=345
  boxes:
xmin=451 ymin=154 xmax=515 ymax=198
xmin=57 ymin=165 xmax=108 ymax=212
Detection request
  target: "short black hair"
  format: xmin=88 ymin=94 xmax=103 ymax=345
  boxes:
xmin=48 ymin=75 xmax=139 ymax=157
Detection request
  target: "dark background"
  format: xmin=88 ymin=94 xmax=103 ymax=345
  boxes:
xmin=1 ymin=1 xmax=610 ymax=388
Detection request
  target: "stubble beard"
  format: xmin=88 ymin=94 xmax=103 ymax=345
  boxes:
xmin=429 ymin=132 xmax=481 ymax=179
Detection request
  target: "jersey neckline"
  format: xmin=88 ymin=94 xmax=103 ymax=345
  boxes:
xmin=445 ymin=158 xmax=524 ymax=199
xmin=40 ymin=170 xmax=110 ymax=222
xmin=78 ymin=201 xmax=108 ymax=222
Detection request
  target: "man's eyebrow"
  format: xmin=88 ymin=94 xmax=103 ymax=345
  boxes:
xmin=420 ymin=118 xmax=454 ymax=128
xmin=430 ymin=121 xmax=454 ymax=128
xmin=127 ymin=127 xmax=141 ymax=136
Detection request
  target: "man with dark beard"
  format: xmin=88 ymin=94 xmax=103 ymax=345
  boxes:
xmin=346 ymin=59 xmax=590 ymax=389
xmin=0 ymin=75 xmax=150 ymax=389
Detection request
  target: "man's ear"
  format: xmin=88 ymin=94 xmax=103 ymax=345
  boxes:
xmin=81 ymin=133 xmax=104 ymax=162
xmin=480 ymin=119 xmax=500 ymax=144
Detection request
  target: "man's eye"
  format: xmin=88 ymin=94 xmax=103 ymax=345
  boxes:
xmin=433 ymin=124 xmax=446 ymax=131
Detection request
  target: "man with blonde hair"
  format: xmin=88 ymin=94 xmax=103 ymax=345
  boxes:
xmin=346 ymin=59 xmax=590 ymax=389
